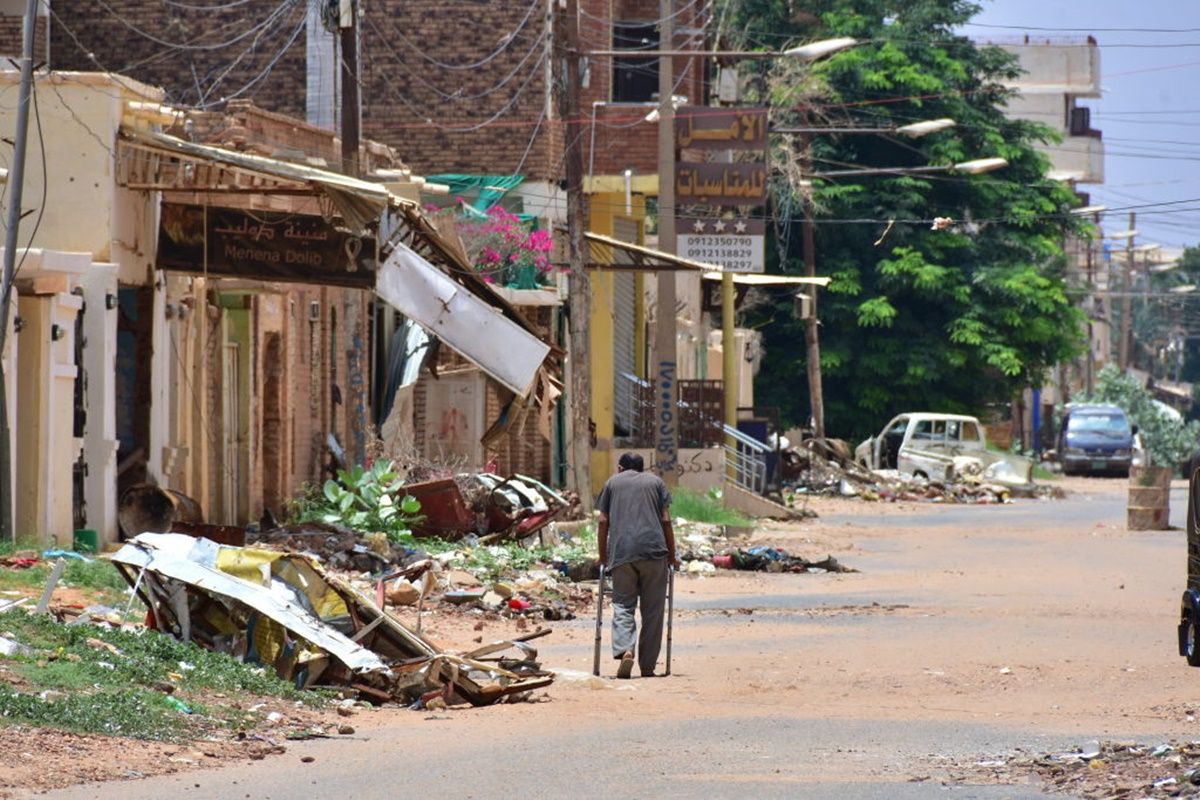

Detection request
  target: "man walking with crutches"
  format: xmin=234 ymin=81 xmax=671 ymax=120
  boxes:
xmin=596 ymin=452 xmax=679 ymax=679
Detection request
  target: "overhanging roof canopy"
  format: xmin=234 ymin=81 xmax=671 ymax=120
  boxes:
xmin=117 ymin=128 xmax=394 ymax=232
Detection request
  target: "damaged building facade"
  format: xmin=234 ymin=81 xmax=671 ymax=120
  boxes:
xmin=0 ymin=69 xmax=555 ymax=546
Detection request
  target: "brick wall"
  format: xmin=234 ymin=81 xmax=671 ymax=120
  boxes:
xmin=48 ymin=0 xmax=705 ymax=184
xmin=50 ymin=0 xmax=307 ymax=117
xmin=580 ymin=0 xmax=708 ymax=178
xmin=0 ymin=15 xmax=47 ymax=62
xmin=357 ymin=0 xmax=558 ymax=179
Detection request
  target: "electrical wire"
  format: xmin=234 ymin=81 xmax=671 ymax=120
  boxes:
xmin=374 ymin=0 xmax=544 ymax=71
xmin=91 ymin=0 xmax=301 ymax=52
xmin=364 ymin=15 xmax=547 ymax=103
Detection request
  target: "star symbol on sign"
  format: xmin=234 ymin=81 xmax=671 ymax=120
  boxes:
xmin=713 ymin=220 xmax=727 ymax=232
xmin=692 ymin=219 xmax=706 ymax=233
xmin=734 ymin=220 xmax=748 ymax=233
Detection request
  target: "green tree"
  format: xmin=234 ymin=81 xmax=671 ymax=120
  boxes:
xmin=727 ymin=0 xmax=1086 ymax=440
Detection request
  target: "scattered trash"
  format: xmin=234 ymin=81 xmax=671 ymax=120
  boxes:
xmin=965 ymin=740 xmax=1200 ymax=799
xmin=0 ymin=634 xmax=31 ymax=657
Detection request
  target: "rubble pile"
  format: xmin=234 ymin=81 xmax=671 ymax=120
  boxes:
xmin=783 ymin=441 xmax=1060 ymax=505
xmin=110 ymin=533 xmax=556 ymax=707
xmin=960 ymin=740 xmax=1200 ymax=799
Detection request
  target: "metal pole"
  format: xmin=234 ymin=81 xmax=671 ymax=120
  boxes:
xmin=561 ymin=0 xmax=592 ymax=507
xmin=664 ymin=565 xmax=674 ymax=676
xmin=799 ymin=118 xmax=825 ymax=437
xmin=721 ymin=270 xmax=736 ymax=431
xmin=0 ymin=0 xmax=39 ymax=541
xmin=654 ymin=0 xmax=679 ymax=486
xmin=592 ymin=564 xmax=605 ymax=676
xmin=338 ymin=0 xmax=360 ymax=177
xmin=1119 ymin=212 xmax=1135 ymax=371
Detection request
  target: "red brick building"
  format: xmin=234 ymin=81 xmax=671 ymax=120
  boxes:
xmin=34 ymin=0 xmax=708 ymax=184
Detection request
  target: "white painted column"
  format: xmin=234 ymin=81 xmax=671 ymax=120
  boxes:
xmin=147 ymin=276 xmax=171 ymax=485
xmin=79 ymin=264 xmax=119 ymax=545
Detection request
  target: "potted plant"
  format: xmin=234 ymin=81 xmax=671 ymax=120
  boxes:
xmin=1082 ymin=366 xmax=1200 ymax=529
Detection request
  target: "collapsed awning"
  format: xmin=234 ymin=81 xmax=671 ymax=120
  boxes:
xmin=120 ymin=127 xmax=556 ymax=400
xmin=375 ymin=242 xmax=551 ymax=397
xmin=117 ymin=128 xmax=394 ymax=232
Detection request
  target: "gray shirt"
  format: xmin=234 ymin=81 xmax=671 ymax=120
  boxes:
xmin=596 ymin=470 xmax=671 ymax=569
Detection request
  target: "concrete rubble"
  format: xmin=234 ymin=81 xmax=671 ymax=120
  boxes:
xmin=109 ymin=533 xmax=555 ymax=707
xmin=781 ymin=437 xmax=1062 ymax=506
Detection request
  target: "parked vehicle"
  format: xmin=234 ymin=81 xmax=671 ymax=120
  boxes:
xmin=1178 ymin=469 xmax=1200 ymax=666
xmin=1057 ymin=404 xmax=1135 ymax=477
xmin=854 ymin=413 xmax=1033 ymax=486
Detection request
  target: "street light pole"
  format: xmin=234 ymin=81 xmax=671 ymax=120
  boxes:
xmin=1119 ymin=212 xmax=1135 ymax=371
xmin=0 ymin=0 xmax=39 ymax=541
xmin=798 ymin=113 xmax=825 ymax=437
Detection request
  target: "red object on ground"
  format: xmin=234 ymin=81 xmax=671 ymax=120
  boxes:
xmin=711 ymin=554 xmax=734 ymax=569
xmin=507 ymin=598 xmax=531 ymax=611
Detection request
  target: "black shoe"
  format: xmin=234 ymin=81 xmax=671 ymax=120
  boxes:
xmin=617 ymin=652 xmax=634 ymax=679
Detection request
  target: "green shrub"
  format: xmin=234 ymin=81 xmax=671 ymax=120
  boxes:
xmin=1080 ymin=365 xmax=1200 ymax=467
xmin=670 ymin=488 xmax=753 ymax=527
xmin=297 ymin=460 xmax=423 ymax=542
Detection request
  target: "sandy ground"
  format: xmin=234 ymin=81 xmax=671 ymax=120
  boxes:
xmin=15 ymin=475 xmax=1199 ymax=799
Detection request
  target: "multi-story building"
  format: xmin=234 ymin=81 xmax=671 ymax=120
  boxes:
xmin=984 ymin=36 xmax=1105 ymax=446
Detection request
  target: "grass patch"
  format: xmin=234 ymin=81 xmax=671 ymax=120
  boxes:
xmin=0 ymin=610 xmax=321 ymax=740
xmin=1032 ymin=463 xmax=1059 ymax=481
xmin=0 ymin=556 xmax=130 ymax=607
xmin=671 ymin=488 xmax=753 ymax=527
xmin=388 ymin=525 xmax=599 ymax=583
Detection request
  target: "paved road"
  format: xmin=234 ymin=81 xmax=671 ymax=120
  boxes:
xmin=42 ymin=479 xmax=1190 ymax=800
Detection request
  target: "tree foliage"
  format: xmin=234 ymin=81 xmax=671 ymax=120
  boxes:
xmin=1081 ymin=365 xmax=1200 ymax=467
xmin=726 ymin=0 xmax=1087 ymax=440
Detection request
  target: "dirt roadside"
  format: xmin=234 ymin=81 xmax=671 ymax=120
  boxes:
xmin=9 ymin=475 xmax=1190 ymax=798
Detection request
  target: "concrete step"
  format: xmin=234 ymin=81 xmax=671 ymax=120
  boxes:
xmin=722 ymin=480 xmax=810 ymax=520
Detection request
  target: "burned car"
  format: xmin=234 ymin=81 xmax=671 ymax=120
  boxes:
xmin=854 ymin=412 xmax=1033 ymax=487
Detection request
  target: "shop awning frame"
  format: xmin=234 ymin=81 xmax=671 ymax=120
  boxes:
xmin=117 ymin=128 xmax=394 ymax=232
xmin=584 ymin=231 xmax=718 ymax=272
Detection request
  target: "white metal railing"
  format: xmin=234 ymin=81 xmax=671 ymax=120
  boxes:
xmin=722 ymin=423 xmax=769 ymax=494
xmin=615 ymin=372 xmax=770 ymax=495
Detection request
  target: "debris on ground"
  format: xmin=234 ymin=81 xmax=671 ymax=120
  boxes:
xmin=957 ymin=739 xmax=1200 ymax=799
xmin=109 ymin=533 xmax=555 ymax=707
xmin=781 ymin=437 xmax=1063 ymax=506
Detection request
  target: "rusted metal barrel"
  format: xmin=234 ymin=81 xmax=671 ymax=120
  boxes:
xmin=118 ymin=484 xmax=203 ymax=539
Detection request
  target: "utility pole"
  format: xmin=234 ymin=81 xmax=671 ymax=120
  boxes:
xmin=0 ymin=0 xmax=39 ymax=540
xmin=1119 ymin=211 xmax=1135 ymax=371
xmin=798 ymin=113 xmax=825 ymax=438
xmin=1084 ymin=210 xmax=1099 ymax=394
xmin=653 ymin=0 xmax=679 ymax=486
xmin=559 ymin=0 xmax=591 ymax=507
xmin=339 ymin=0 xmax=360 ymax=177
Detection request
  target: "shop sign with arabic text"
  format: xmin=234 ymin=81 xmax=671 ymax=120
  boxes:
xmin=157 ymin=203 xmax=375 ymax=287
xmin=676 ymin=106 xmax=767 ymax=152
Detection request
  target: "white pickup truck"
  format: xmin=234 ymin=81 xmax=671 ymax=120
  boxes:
xmin=854 ymin=412 xmax=1033 ymax=486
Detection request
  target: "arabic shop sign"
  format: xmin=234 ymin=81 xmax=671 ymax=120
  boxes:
xmin=676 ymin=217 xmax=765 ymax=273
xmin=676 ymin=106 xmax=767 ymax=152
xmin=675 ymin=162 xmax=767 ymax=206
xmin=157 ymin=203 xmax=375 ymax=287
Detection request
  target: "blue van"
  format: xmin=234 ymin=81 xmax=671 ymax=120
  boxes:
xmin=1058 ymin=404 xmax=1136 ymax=477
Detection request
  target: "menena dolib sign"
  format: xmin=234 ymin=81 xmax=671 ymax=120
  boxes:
xmin=157 ymin=203 xmax=375 ymax=287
